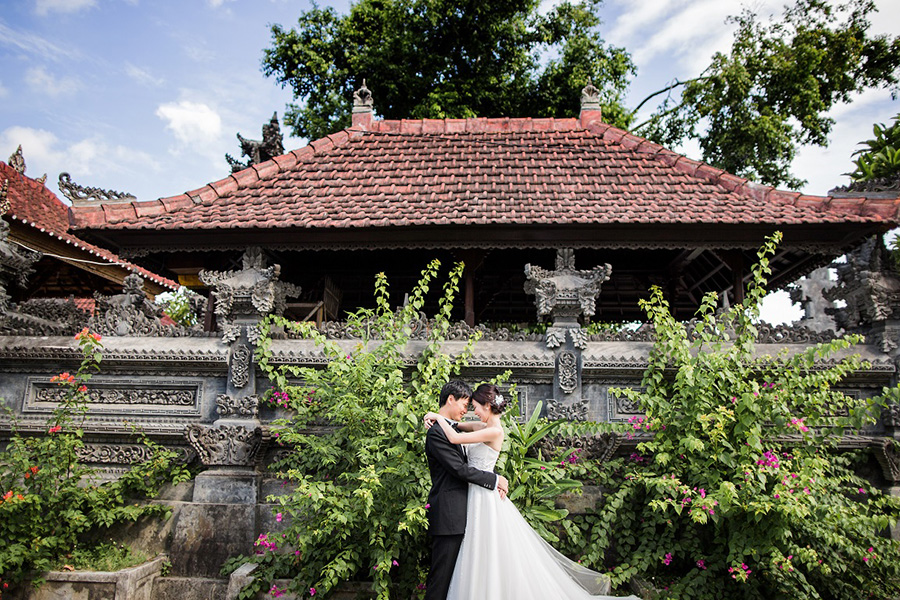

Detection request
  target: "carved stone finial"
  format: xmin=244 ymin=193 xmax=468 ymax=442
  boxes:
xmin=58 ymin=172 xmax=136 ymax=205
xmin=524 ymin=249 xmax=612 ymax=326
xmin=199 ymin=246 xmax=301 ymax=341
xmin=226 ymin=112 xmax=285 ymax=173
xmin=35 ymin=174 xmax=47 ymax=185
xmin=352 ymin=79 xmax=374 ymax=113
xmin=580 ymin=79 xmax=601 ymax=111
xmin=8 ymin=145 xmax=25 ymax=175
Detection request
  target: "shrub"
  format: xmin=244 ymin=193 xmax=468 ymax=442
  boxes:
xmin=585 ymin=232 xmax=900 ymax=599
xmin=0 ymin=328 xmax=192 ymax=596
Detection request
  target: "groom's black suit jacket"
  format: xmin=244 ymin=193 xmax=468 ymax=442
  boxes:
xmin=425 ymin=422 xmax=497 ymax=536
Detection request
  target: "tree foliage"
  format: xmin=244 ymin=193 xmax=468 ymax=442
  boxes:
xmin=262 ymin=0 xmax=634 ymax=140
xmin=642 ymin=0 xmax=900 ymax=189
xmin=579 ymin=232 xmax=900 ymax=599
xmin=263 ymin=0 xmax=900 ymax=189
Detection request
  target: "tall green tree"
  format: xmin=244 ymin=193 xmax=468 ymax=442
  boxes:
xmin=262 ymin=0 xmax=634 ymax=140
xmin=640 ymin=0 xmax=900 ymax=189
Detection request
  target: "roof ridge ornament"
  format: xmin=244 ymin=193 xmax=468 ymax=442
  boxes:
xmin=8 ymin=145 xmax=25 ymax=175
xmin=580 ymin=79 xmax=601 ymax=111
xmin=226 ymin=112 xmax=285 ymax=173
xmin=352 ymin=79 xmax=374 ymax=129
xmin=58 ymin=172 xmax=136 ymax=205
xmin=352 ymin=79 xmax=373 ymax=112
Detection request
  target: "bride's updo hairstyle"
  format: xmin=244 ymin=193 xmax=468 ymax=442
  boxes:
xmin=471 ymin=384 xmax=508 ymax=415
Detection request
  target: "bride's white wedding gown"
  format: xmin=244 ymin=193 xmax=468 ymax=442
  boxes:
xmin=447 ymin=442 xmax=640 ymax=599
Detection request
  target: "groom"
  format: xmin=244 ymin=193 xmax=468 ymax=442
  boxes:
xmin=424 ymin=380 xmax=509 ymax=600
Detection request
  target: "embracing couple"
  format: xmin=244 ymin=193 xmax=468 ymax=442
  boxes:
xmin=423 ymin=381 xmax=639 ymax=600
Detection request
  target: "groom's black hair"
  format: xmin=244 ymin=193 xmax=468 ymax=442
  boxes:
xmin=439 ymin=380 xmax=472 ymax=406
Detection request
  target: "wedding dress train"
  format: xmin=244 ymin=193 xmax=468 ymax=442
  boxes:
xmin=447 ymin=442 xmax=639 ymax=600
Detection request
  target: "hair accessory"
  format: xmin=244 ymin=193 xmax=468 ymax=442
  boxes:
xmin=493 ymin=393 xmax=506 ymax=409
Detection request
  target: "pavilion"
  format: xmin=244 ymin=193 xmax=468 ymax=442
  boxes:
xmin=54 ymin=84 xmax=900 ymax=325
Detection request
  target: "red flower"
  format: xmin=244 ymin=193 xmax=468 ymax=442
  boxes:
xmin=48 ymin=426 xmax=62 ymax=434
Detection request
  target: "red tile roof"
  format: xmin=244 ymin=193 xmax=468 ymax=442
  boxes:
xmin=70 ymin=117 xmax=900 ymax=231
xmin=0 ymin=161 xmax=179 ymax=291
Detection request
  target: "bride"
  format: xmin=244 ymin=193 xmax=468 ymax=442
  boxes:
xmin=424 ymin=384 xmax=639 ymax=599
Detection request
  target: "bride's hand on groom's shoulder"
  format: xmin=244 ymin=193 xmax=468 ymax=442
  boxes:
xmin=423 ymin=412 xmax=440 ymax=429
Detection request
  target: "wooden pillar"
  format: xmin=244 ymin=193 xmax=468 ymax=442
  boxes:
xmin=727 ymin=251 xmax=745 ymax=305
xmin=457 ymin=250 xmax=486 ymax=327
xmin=465 ymin=268 xmax=475 ymax=327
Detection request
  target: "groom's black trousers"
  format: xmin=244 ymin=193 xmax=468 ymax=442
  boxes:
xmin=425 ymin=533 xmax=464 ymax=600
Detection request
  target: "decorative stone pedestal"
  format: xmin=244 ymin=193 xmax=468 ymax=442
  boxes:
xmin=27 ymin=554 xmax=167 ymax=600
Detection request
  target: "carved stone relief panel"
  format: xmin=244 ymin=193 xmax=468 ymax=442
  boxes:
xmin=606 ymin=386 xmax=645 ymax=421
xmin=557 ymin=351 xmax=578 ymax=394
xmin=230 ymin=344 xmax=252 ymax=389
xmin=184 ymin=424 xmax=266 ymax=466
xmin=24 ymin=377 xmax=202 ymax=416
xmin=216 ymin=393 xmax=259 ymax=419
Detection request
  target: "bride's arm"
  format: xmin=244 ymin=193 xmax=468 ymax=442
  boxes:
xmin=432 ymin=415 xmax=501 ymax=445
xmin=456 ymin=421 xmax=486 ymax=432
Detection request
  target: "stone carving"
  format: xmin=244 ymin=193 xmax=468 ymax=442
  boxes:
xmin=872 ymin=438 xmax=900 ymax=482
xmin=76 ymin=443 xmax=152 ymax=464
xmin=76 ymin=443 xmax=195 ymax=464
xmin=753 ymin=323 xmax=838 ymax=344
xmin=89 ymin=273 xmax=201 ymax=337
xmin=231 ymin=344 xmax=252 ymax=388
xmin=353 ymin=79 xmax=373 ymax=112
xmin=532 ymin=432 xmax=620 ymax=464
xmin=882 ymin=403 xmax=900 ymax=427
xmin=0 ymin=179 xmax=8 ymax=213
xmin=524 ymin=249 xmax=611 ymax=322
xmin=185 ymin=423 xmax=266 ymax=466
xmin=789 ymin=267 xmax=838 ymax=333
xmin=35 ymin=386 xmax=196 ymax=406
xmin=580 ymin=79 xmax=601 ymax=111
xmin=226 ymin=112 xmax=285 ymax=173
xmin=215 ymin=393 xmax=259 ymax=419
xmin=8 ymin=145 xmax=25 ymax=174
xmin=557 ymin=351 xmax=578 ymax=394
xmin=824 ymin=237 xmax=900 ymax=333
xmin=5 ymin=298 xmax=90 ymax=336
xmin=614 ymin=393 xmax=642 ymax=415
xmin=58 ymin=172 xmax=136 ymax=204
xmin=524 ymin=249 xmax=612 ymax=349
xmin=546 ymin=397 xmax=589 ymax=420
xmin=200 ymin=247 xmax=301 ymax=337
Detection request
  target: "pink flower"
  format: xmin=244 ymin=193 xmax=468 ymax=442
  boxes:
xmin=696 ymin=559 xmax=706 ymax=570
xmin=392 ymin=559 xmax=399 ymax=566
xmin=425 ymin=503 xmax=430 ymax=509
xmin=663 ymin=553 xmax=673 ymax=566
xmin=310 ymin=588 xmax=316 ymax=596
xmin=276 ymin=513 xmax=283 ymax=522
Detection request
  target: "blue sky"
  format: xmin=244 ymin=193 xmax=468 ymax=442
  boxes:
xmin=1 ymin=0 xmax=898 ymax=322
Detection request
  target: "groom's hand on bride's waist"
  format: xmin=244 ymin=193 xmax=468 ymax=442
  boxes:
xmin=497 ymin=475 xmax=509 ymax=500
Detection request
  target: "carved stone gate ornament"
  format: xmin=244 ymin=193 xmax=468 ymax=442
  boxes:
xmin=524 ymin=249 xmax=612 ymax=417
xmin=199 ymin=247 xmax=301 ymax=343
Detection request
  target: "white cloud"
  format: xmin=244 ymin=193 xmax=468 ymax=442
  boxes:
xmin=33 ymin=0 xmax=97 ymax=16
xmin=156 ymin=99 xmax=224 ymax=160
xmin=25 ymin=66 xmax=81 ymax=97
xmin=206 ymin=0 xmax=235 ymax=6
xmin=0 ymin=20 xmax=81 ymax=62
xmin=0 ymin=126 xmax=161 ymax=199
xmin=0 ymin=80 xmax=8 ymax=98
xmin=125 ymin=63 xmax=164 ymax=87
